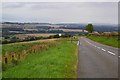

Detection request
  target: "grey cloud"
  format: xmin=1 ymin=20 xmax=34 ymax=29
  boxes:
xmin=76 ymin=2 xmax=117 ymax=8
xmin=3 ymin=2 xmax=117 ymax=9
xmin=29 ymin=2 xmax=78 ymax=10
xmin=2 ymin=2 xmax=27 ymax=8
xmin=29 ymin=2 xmax=117 ymax=10
xmin=2 ymin=2 xmax=118 ymax=24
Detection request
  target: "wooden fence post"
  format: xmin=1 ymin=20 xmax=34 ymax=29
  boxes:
xmin=4 ymin=57 xmax=7 ymax=64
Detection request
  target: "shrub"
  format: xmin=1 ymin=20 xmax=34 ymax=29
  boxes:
xmin=11 ymin=59 xmax=19 ymax=66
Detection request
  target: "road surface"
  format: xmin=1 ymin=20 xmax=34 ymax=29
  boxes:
xmin=78 ymin=37 xmax=118 ymax=78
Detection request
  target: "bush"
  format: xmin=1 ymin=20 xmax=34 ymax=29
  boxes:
xmin=61 ymin=34 xmax=71 ymax=38
xmin=49 ymin=34 xmax=59 ymax=38
xmin=2 ymin=40 xmax=9 ymax=44
xmin=12 ymin=59 xmax=19 ymax=66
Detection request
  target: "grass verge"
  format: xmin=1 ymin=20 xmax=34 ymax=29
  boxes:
xmin=2 ymin=39 xmax=78 ymax=78
xmin=87 ymin=35 xmax=119 ymax=48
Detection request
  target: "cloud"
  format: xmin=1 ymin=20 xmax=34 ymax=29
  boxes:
xmin=1 ymin=0 xmax=119 ymax=2
xmin=2 ymin=2 xmax=27 ymax=8
xmin=2 ymin=2 xmax=118 ymax=24
xmin=2 ymin=2 xmax=117 ymax=10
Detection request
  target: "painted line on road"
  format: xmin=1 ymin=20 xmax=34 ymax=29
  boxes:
xmin=97 ymin=47 xmax=101 ymax=49
xmin=84 ymin=39 xmax=117 ymax=56
xmin=91 ymin=44 xmax=95 ymax=46
xmin=107 ymin=51 xmax=116 ymax=56
xmin=101 ymin=48 xmax=106 ymax=51
xmin=86 ymin=40 xmax=91 ymax=44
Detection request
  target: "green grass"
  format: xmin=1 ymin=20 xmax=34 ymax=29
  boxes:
xmin=2 ymin=39 xmax=78 ymax=78
xmin=0 ymin=45 xmax=2 ymax=55
xmin=2 ymin=42 xmax=43 ymax=55
xmin=87 ymin=35 xmax=119 ymax=48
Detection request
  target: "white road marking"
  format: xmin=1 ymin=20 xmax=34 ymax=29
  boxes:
xmin=97 ymin=47 xmax=101 ymax=49
xmin=84 ymin=39 xmax=117 ymax=56
xmin=101 ymin=48 xmax=106 ymax=51
xmin=108 ymin=51 xmax=116 ymax=56
xmin=91 ymin=44 xmax=94 ymax=46
xmin=87 ymin=41 xmax=90 ymax=44
xmin=89 ymin=43 xmax=91 ymax=44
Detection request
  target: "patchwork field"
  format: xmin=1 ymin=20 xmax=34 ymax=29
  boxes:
xmin=25 ymin=33 xmax=56 ymax=37
xmin=14 ymin=33 xmax=56 ymax=40
xmin=7 ymin=38 xmax=58 ymax=45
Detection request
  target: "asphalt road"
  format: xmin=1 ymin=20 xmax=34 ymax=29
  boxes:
xmin=78 ymin=37 xmax=118 ymax=78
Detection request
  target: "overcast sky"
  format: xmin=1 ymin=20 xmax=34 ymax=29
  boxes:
xmin=1 ymin=2 xmax=118 ymax=24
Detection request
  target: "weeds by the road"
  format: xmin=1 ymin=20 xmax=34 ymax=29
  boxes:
xmin=87 ymin=35 xmax=119 ymax=48
xmin=2 ymin=38 xmax=78 ymax=78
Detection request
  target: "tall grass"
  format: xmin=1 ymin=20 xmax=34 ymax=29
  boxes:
xmin=2 ymin=39 xmax=78 ymax=78
xmin=2 ymin=42 xmax=43 ymax=55
xmin=87 ymin=35 xmax=119 ymax=48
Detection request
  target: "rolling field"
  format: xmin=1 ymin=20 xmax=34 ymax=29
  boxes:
xmin=25 ymin=33 xmax=56 ymax=37
xmin=2 ymin=38 xmax=78 ymax=78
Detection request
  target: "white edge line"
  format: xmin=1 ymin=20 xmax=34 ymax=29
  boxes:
xmin=101 ymin=48 xmax=106 ymax=51
xmin=97 ymin=47 xmax=101 ymax=49
xmin=85 ymin=39 xmax=117 ymax=56
xmin=108 ymin=51 xmax=116 ymax=56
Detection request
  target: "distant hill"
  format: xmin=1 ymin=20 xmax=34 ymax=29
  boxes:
xmin=93 ymin=24 xmax=118 ymax=32
xmin=56 ymin=23 xmax=118 ymax=32
xmin=2 ymin=22 xmax=51 ymax=25
xmin=1 ymin=22 xmax=118 ymax=33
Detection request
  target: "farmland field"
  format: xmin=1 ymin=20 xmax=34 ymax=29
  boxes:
xmin=25 ymin=33 xmax=56 ymax=37
xmin=14 ymin=33 xmax=56 ymax=40
xmin=2 ymin=38 xmax=78 ymax=78
xmin=15 ymin=33 xmax=56 ymax=39
xmin=6 ymin=38 xmax=58 ymax=45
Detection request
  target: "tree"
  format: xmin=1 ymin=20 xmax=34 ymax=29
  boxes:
xmin=85 ymin=24 xmax=94 ymax=33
